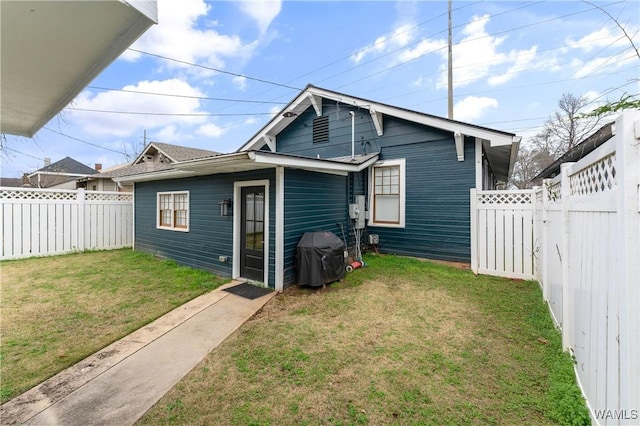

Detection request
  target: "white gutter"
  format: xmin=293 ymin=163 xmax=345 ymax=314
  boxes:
xmin=350 ymin=111 xmax=355 ymax=160
xmin=113 ymin=169 xmax=195 ymax=183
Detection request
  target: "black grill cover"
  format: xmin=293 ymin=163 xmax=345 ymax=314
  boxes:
xmin=296 ymin=231 xmax=346 ymax=287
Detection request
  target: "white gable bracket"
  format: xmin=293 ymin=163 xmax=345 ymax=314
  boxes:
xmin=370 ymin=108 xmax=383 ymax=136
xmin=262 ymin=134 xmax=276 ymax=152
xmin=454 ymin=132 xmax=464 ymax=162
xmin=307 ymin=93 xmax=322 ymax=117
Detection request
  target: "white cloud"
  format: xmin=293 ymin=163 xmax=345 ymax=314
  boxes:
xmin=122 ymin=0 xmax=258 ymax=71
xmin=233 ymin=76 xmax=248 ymax=90
xmin=351 ymin=23 xmax=417 ymax=64
xmin=236 ymin=0 xmax=282 ymax=34
xmin=398 ymin=38 xmax=447 ymax=63
xmin=488 ymin=46 xmax=538 ymax=86
xmin=433 ymin=15 xmax=538 ymax=89
xmin=73 ymin=79 xmax=206 ymax=137
xmin=571 ymin=51 xmax=636 ymax=78
xmin=454 ymin=96 xmax=498 ymax=122
xmin=197 ymin=123 xmax=226 ymax=138
xmin=437 ymin=15 xmax=507 ymax=89
xmin=566 ymin=26 xmax=632 ymax=52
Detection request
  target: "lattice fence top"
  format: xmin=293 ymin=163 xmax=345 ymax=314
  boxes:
xmin=534 ymin=188 xmax=544 ymax=203
xmin=570 ymin=153 xmax=616 ymax=196
xmin=1 ymin=188 xmax=133 ymax=202
xmin=85 ymin=192 xmax=133 ymax=202
xmin=1 ymin=188 xmax=78 ymax=200
xmin=477 ymin=191 xmax=532 ymax=205
xmin=546 ymin=182 xmax=562 ymax=203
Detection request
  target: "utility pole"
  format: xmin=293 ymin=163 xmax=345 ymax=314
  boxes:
xmin=447 ymin=0 xmax=453 ymax=119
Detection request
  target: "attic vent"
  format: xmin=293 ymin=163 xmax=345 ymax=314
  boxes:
xmin=312 ymin=116 xmax=329 ymax=144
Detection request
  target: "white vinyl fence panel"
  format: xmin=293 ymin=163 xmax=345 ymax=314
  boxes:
xmin=470 ymin=190 xmax=536 ymax=279
xmin=471 ymin=111 xmax=639 ymax=425
xmin=1 ymin=188 xmax=133 ymax=260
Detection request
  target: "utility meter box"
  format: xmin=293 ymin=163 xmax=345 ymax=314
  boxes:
xmin=351 ymin=195 xmax=366 ymax=229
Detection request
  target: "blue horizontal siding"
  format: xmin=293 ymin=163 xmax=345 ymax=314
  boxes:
xmin=369 ymin=139 xmax=475 ymax=262
xmin=275 ymin=99 xmax=475 ymax=263
xmin=134 ymin=170 xmax=277 ymax=287
xmin=283 ymin=169 xmax=348 ymax=285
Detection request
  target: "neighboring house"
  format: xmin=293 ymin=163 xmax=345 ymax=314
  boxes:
xmin=116 ymin=85 xmax=521 ymax=292
xmin=0 ymin=177 xmax=25 ymax=187
xmin=27 ymin=156 xmax=98 ymax=189
xmin=533 ymin=120 xmax=615 ymax=182
xmin=78 ymin=142 xmax=221 ymax=192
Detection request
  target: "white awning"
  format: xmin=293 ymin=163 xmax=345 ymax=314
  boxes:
xmin=0 ymin=1 xmax=157 ymax=137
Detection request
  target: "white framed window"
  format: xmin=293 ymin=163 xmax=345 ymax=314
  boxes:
xmin=157 ymin=191 xmax=190 ymax=231
xmin=369 ymin=159 xmax=405 ymax=228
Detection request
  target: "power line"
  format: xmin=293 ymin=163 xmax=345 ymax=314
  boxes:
xmin=127 ymin=48 xmax=302 ymax=91
xmin=66 ymin=108 xmax=274 ymax=117
xmin=43 ymin=127 xmax=126 ymax=155
xmin=86 ymin=86 xmax=288 ymax=105
xmin=3 ymin=146 xmax=45 ymax=162
xmin=334 ymin=2 xmax=620 ymax=91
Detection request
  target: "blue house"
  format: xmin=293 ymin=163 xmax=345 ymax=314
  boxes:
xmin=117 ymin=85 xmax=520 ymax=292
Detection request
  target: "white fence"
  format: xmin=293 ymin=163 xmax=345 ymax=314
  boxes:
xmin=471 ymin=110 xmax=639 ymax=425
xmin=470 ymin=190 xmax=536 ymax=279
xmin=1 ymin=187 xmax=133 ymax=260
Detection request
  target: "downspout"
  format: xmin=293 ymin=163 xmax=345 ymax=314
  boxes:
xmin=350 ymin=111 xmax=355 ymax=160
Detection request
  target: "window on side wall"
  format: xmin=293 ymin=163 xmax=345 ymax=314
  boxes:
xmin=370 ymin=159 xmax=405 ymax=228
xmin=157 ymin=191 xmax=189 ymax=231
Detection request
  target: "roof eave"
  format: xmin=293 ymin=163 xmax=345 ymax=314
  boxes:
xmin=237 ymin=85 xmax=518 ymax=152
xmin=0 ymin=1 xmax=157 ymax=137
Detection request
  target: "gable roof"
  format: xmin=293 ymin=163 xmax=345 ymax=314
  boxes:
xmin=238 ymin=84 xmax=519 ymax=151
xmin=237 ymin=84 xmax=520 ymax=181
xmin=29 ymin=157 xmax=97 ymax=176
xmin=533 ymin=121 xmax=615 ymax=181
xmin=84 ymin=142 xmax=222 ymax=182
xmin=133 ymin=142 xmax=221 ymax=164
xmin=1 ymin=1 xmax=157 ymax=137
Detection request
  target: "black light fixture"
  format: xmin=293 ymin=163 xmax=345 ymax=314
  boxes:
xmin=219 ymin=199 xmax=232 ymax=216
xmin=282 ymin=111 xmax=297 ymax=118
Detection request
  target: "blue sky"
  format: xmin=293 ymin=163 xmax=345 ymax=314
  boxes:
xmin=2 ymin=0 xmax=638 ymax=177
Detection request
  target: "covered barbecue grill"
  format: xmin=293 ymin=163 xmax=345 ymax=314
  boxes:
xmin=296 ymin=231 xmax=346 ymax=287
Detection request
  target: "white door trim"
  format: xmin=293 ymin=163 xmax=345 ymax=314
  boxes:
xmin=233 ymin=179 xmax=270 ymax=286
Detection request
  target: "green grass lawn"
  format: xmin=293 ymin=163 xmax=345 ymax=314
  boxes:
xmin=138 ymin=254 xmax=590 ymax=426
xmin=0 ymin=249 xmax=228 ymax=403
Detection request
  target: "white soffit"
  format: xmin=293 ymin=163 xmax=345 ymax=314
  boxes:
xmin=0 ymin=1 xmax=157 ymax=137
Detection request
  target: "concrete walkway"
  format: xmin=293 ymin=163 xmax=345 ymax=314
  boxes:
xmin=1 ymin=281 xmax=276 ymax=426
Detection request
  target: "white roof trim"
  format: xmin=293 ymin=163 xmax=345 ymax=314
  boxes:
xmin=308 ymin=93 xmax=322 ymax=116
xmin=133 ymin=142 xmax=179 ymax=164
xmin=238 ymin=85 xmax=518 ymax=152
xmin=113 ymin=169 xmax=196 ymax=184
xmin=115 ymin=151 xmax=380 ymax=183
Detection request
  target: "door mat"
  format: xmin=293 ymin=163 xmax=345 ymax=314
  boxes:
xmin=223 ymin=283 xmax=273 ymax=299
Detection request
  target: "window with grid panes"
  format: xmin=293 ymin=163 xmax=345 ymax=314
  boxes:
xmin=157 ymin=191 xmax=189 ymax=231
xmin=370 ymin=159 xmax=405 ymax=227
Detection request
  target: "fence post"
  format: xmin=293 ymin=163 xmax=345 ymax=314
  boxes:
xmin=470 ymin=188 xmax=478 ymax=274
xmin=615 ymin=111 xmax=640 ymax=414
xmin=541 ymin=180 xmax=550 ymax=302
xmin=77 ymin=188 xmax=86 ymax=252
xmin=560 ymin=163 xmax=573 ymax=352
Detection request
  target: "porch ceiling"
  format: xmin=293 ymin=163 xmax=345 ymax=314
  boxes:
xmin=483 ymin=140 xmax=520 ymax=182
xmin=0 ymin=1 xmax=157 ymax=137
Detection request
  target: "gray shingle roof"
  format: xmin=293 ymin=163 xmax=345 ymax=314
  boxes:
xmin=151 ymin=142 xmax=220 ymax=162
xmin=35 ymin=156 xmax=97 ymax=175
xmin=91 ymin=162 xmax=174 ymax=179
